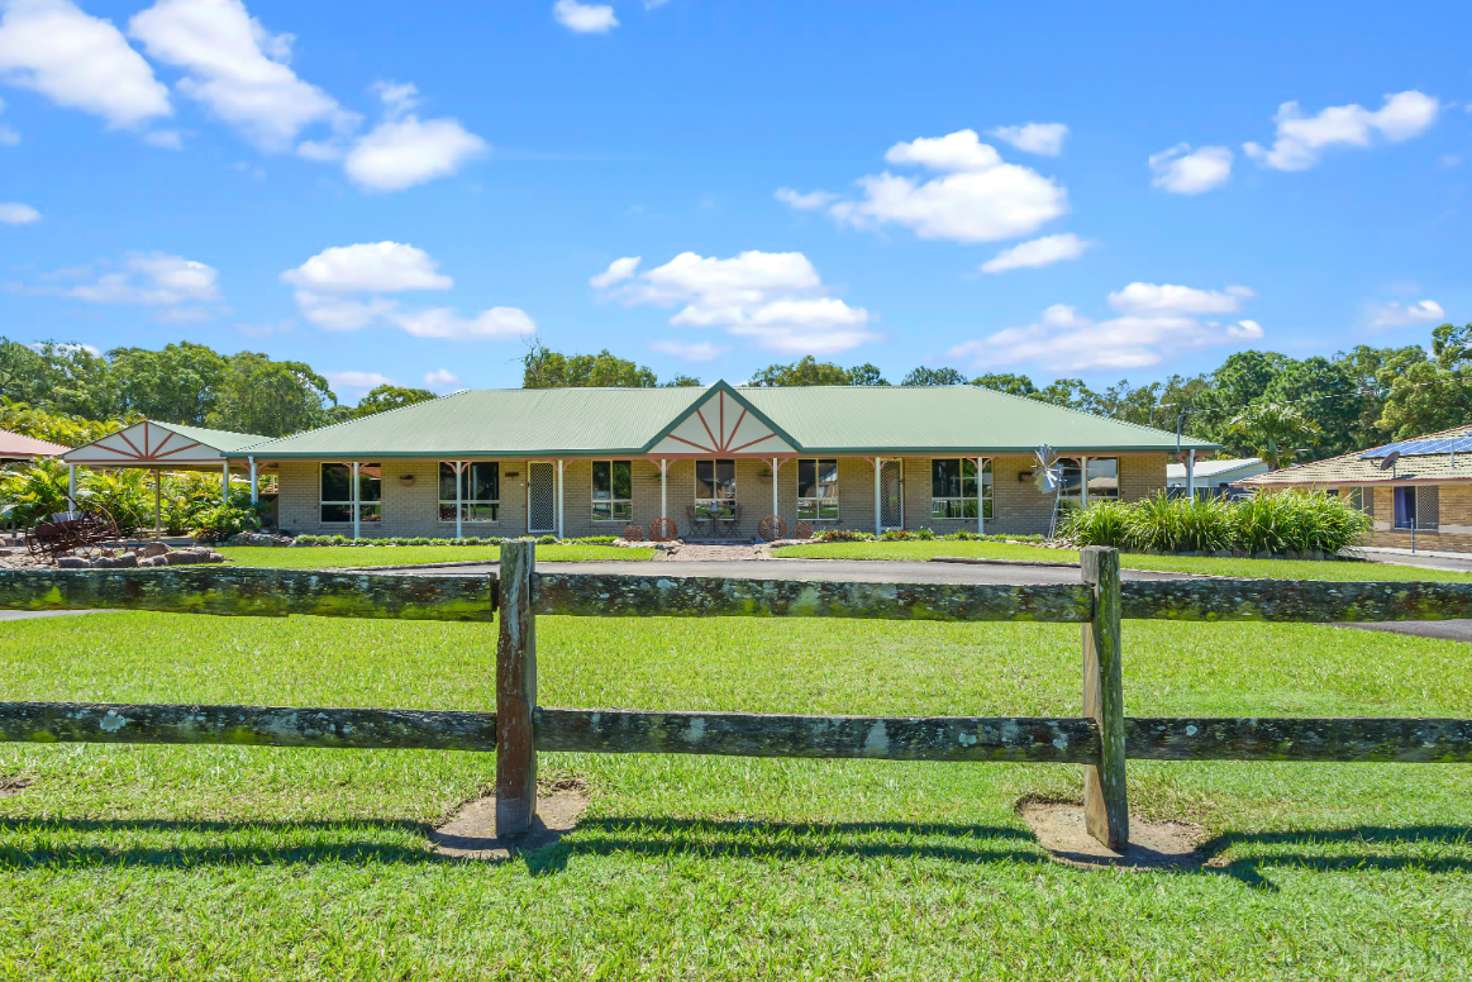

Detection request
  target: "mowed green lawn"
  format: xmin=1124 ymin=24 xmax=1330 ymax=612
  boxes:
xmin=774 ymin=539 xmax=1472 ymax=582
xmin=1 ymin=611 xmax=1470 ymax=977
xmin=218 ymin=544 xmax=655 ymax=568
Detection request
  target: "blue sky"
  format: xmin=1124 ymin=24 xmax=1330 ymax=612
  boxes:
xmin=0 ymin=0 xmax=1468 ymax=401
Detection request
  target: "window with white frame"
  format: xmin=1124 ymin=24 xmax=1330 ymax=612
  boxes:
xmin=592 ymin=460 xmax=633 ymax=521
xmin=1086 ymin=457 xmax=1119 ymax=501
xmin=1056 ymin=458 xmax=1084 ymax=508
xmin=439 ymin=462 xmax=500 ymax=523
xmin=695 ymin=459 xmax=736 ymax=518
xmin=796 ymin=458 xmax=839 ymax=521
xmin=1348 ymin=487 xmax=1374 ymax=516
xmin=320 ymin=462 xmax=381 ymax=524
xmin=930 ymin=458 xmax=992 ymax=519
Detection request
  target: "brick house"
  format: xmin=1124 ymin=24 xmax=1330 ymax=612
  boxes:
xmin=1240 ymin=423 xmax=1472 ymax=552
xmin=178 ymin=382 xmax=1209 ymax=540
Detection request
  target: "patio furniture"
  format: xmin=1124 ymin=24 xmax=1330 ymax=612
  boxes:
xmin=717 ymin=504 xmax=743 ymax=538
xmin=685 ymin=505 xmax=712 ymax=538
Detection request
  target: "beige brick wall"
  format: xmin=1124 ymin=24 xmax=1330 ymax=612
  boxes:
xmin=267 ymin=451 xmax=1169 ymax=539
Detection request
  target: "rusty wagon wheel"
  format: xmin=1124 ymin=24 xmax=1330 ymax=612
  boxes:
xmin=756 ymin=515 xmax=788 ymax=542
xmin=621 ymin=522 xmax=646 ymax=542
xmin=793 ymin=520 xmax=814 ymax=540
xmin=648 ymin=516 xmax=678 ymax=542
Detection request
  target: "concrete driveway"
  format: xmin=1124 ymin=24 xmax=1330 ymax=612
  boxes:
xmin=385 ymin=557 xmax=1189 ymax=585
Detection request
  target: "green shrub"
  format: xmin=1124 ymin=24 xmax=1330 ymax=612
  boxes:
xmin=812 ymin=528 xmax=876 ymax=543
xmin=1058 ymin=491 xmax=1370 ymax=556
xmin=0 ymin=458 xmax=71 ymax=527
xmin=76 ymin=470 xmax=151 ymax=535
xmin=191 ymin=504 xmax=260 ymax=543
xmin=1057 ymin=499 xmax=1132 ymax=548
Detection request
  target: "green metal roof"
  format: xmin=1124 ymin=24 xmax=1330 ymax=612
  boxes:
xmin=160 ymin=423 xmax=272 ymax=453
xmin=242 ymin=383 xmax=1217 ymax=458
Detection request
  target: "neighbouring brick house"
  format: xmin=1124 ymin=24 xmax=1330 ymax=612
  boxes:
xmin=71 ymin=382 xmax=1212 ymax=541
xmin=1241 ymin=423 xmax=1472 ymax=552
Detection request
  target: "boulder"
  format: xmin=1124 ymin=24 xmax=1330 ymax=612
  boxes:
xmin=94 ymin=553 xmax=139 ymax=569
xmin=55 ymin=556 xmax=92 ymax=569
xmin=138 ymin=554 xmax=169 ymax=567
xmin=136 ymin=542 xmax=170 ymax=558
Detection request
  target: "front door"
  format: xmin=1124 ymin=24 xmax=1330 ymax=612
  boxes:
xmin=527 ymin=462 xmax=556 ymax=533
xmin=880 ymin=459 xmax=904 ymax=529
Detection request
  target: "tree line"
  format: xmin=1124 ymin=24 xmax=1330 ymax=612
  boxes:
xmin=3 ymin=327 xmax=1470 ymax=465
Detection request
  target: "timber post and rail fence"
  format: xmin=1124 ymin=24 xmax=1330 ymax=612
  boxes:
xmin=1 ymin=542 xmax=1470 ymax=850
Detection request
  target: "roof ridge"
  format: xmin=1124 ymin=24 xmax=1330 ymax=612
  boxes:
xmin=244 ymin=389 xmax=478 ymax=450
xmin=969 ymin=383 xmax=1203 ymax=446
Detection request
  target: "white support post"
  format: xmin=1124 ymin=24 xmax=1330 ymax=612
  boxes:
xmin=221 ymin=460 xmax=230 ymax=504
xmin=771 ymin=457 xmax=779 ymax=519
xmin=976 ymin=456 xmax=985 ymax=535
xmin=67 ymin=464 xmax=77 ymax=504
xmin=873 ymin=457 xmax=883 ymax=534
xmin=1185 ymin=449 xmax=1196 ymax=502
xmin=455 ymin=461 xmax=464 ymax=540
xmin=1079 ymin=455 xmax=1089 ymax=508
xmin=659 ymin=459 xmax=669 ymax=522
xmin=248 ymin=456 xmax=258 ymax=505
xmin=351 ymin=461 xmax=361 ymax=540
xmin=555 ymin=459 xmax=565 ymax=540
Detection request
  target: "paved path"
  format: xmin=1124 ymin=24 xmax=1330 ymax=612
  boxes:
xmin=0 ymin=609 xmax=100 ymax=622
xmin=1348 ymin=548 xmax=1472 ymax=574
xmin=387 ymin=557 xmax=1189 ymax=585
xmin=1342 ymin=619 xmax=1472 ymax=643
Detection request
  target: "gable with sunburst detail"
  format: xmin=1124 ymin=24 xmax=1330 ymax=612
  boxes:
xmin=644 ymin=383 xmax=797 ymax=457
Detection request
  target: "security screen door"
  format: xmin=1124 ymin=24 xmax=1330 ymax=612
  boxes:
xmin=527 ymin=462 xmax=556 ymax=533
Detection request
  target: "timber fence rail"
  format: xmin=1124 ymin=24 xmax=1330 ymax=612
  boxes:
xmin=2 ymin=543 xmax=1471 ymax=850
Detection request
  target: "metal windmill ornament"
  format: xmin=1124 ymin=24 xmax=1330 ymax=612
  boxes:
xmin=1034 ymin=445 xmax=1065 ymax=538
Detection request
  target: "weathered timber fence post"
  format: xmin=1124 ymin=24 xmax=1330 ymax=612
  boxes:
xmin=496 ymin=538 xmax=537 ymax=838
xmin=1081 ymin=545 xmax=1128 ymax=849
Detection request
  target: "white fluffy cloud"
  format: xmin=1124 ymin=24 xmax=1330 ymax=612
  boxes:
xmin=553 ymin=0 xmax=618 ymax=33
xmin=128 ymin=0 xmax=347 ymax=151
xmin=1149 ymin=143 xmax=1233 ymax=194
xmin=343 ymin=113 xmax=486 ymax=192
xmin=773 ymin=187 xmax=838 ymax=211
xmin=596 ymin=249 xmax=876 ymax=354
xmin=815 ymin=129 xmax=1067 ymax=243
xmin=589 ymin=255 xmax=641 ymax=289
xmin=393 ymin=306 xmax=534 ymax=340
xmin=284 ymin=241 xmax=533 ymax=340
xmin=326 ymin=370 xmax=394 ymax=392
xmin=988 ymin=122 xmax=1068 ymax=157
xmin=423 ymin=368 xmax=461 ymax=390
xmin=1244 ymin=90 xmax=1439 ymax=172
xmin=0 ymin=0 xmax=170 ymax=129
xmin=950 ymin=283 xmax=1262 ymax=371
xmin=0 ymin=201 xmax=40 ymax=224
xmin=282 ymin=242 xmax=452 ymax=292
xmin=1369 ymin=298 xmax=1445 ymax=329
xmin=1107 ymin=282 xmax=1252 ymax=316
xmin=980 ymin=233 xmax=1090 ymax=274
xmin=651 ymin=339 xmax=726 ymax=362
xmin=44 ymin=252 xmax=221 ymax=321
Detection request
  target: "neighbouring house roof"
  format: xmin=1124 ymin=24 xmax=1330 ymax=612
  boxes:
xmin=0 ymin=428 xmax=69 ymax=460
xmin=1166 ymin=457 xmax=1267 ymax=482
xmin=1242 ymin=423 xmax=1472 ymax=486
xmin=242 ymin=381 xmax=1218 ymax=459
xmin=63 ymin=420 xmax=269 ymax=468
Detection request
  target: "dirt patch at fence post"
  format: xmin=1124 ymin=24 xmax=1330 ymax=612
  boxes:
xmin=0 ymin=775 xmax=33 ymax=797
xmin=1018 ymin=797 xmax=1205 ymax=871
xmin=430 ymin=778 xmax=588 ymax=860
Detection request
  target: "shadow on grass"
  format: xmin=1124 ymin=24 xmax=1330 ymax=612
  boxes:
xmin=0 ymin=816 xmax=1468 ymax=890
